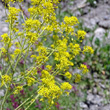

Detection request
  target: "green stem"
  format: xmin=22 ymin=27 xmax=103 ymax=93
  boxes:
xmin=13 ymin=53 xmax=22 ymax=71
xmin=1 ymin=87 xmax=9 ymax=110
xmin=15 ymin=94 xmax=34 ymax=110
xmin=13 ymin=38 xmax=27 ymax=71
xmin=25 ymin=95 xmax=39 ymax=110
xmin=24 ymin=43 xmax=31 ymax=72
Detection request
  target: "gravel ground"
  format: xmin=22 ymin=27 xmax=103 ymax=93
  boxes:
xmin=69 ymin=0 xmax=110 ymax=110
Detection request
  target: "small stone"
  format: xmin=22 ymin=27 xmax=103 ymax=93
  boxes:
xmin=92 ymin=27 xmax=105 ymax=47
xmin=99 ymin=83 xmax=106 ymax=89
xmin=72 ymin=69 xmax=81 ymax=74
xmin=93 ymin=87 xmax=97 ymax=94
xmin=82 ymin=18 xmax=96 ymax=30
xmin=103 ymin=15 xmax=110 ymax=20
xmin=87 ymin=93 xmax=94 ymax=102
xmin=79 ymin=102 xmax=88 ymax=109
xmin=107 ymin=31 xmax=110 ymax=39
xmin=99 ymin=105 xmax=110 ymax=110
xmin=90 ymin=18 xmax=96 ymax=26
xmin=83 ymin=6 xmax=91 ymax=15
xmin=74 ymin=11 xmax=81 ymax=16
xmin=2 ymin=27 xmax=8 ymax=33
xmin=91 ymin=95 xmax=103 ymax=105
xmin=98 ymin=91 xmax=104 ymax=97
xmin=94 ymin=27 xmax=105 ymax=41
xmin=99 ymin=20 xmax=110 ymax=29
xmin=0 ymin=90 xmax=4 ymax=96
xmin=90 ymin=105 xmax=99 ymax=110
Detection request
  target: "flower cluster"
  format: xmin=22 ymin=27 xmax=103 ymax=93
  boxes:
xmin=1 ymin=75 xmax=11 ymax=87
xmin=74 ymin=73 xmax=81 ymax=83
xmin=13 ymin=86 xmax=23 ymax=94
xmin=53 ymin=38 xmax=74 ymax=71
xmin=83 ymin=46 xmax=94 ymax=54
xmin=64 ymin=72 xmax=72 ymax=79
xmin=77 ymin=30 xmax=86 ymax=40
xmin=0 ymin=0 xmax=94 ymax=109
xmin=6 ymin=7 xmax=20 ymax=24
xmin=1 ymin=33 xmax=10 ymax=44
xmin=80 ymin=64 xmax=89 ymax=74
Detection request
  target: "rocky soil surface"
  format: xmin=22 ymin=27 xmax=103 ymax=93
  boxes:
xmin=0 ymin=0 xmax=110 ymax=110
xmin=70 ymin=0 xmax=110 ymax=110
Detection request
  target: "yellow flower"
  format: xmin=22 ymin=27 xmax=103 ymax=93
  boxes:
xmin=31 ymin=0 xmax=41 ymax=5
xmin=0 ymin=47 xmax=7 ymax=54
xmin=1 ymin=33 xmax=10 ymax=43
xmin=26 ymin=77 xmax=35 ymax=86
xmin=38 ymin=83 xmax=62 ymax=104
xmin=46 ymin=65 xmax=52 ymax=71
xmin=13 ymin=86 xmax=23 ymax=94
xmin=25 ymin=19 xmax=41 ymax=31
xmin=64 ymin=72 xmax=72 ymax=79
xmin=14 ymin=49 xmax=21 ymax=55
xmin=83 ymin=46 xmax=94 ymax=54
xmin=64 ymin=16 xmax=79 ymax=26
xmin=10 ymin=54 xmax=15 ymax=59
xmin=77 ymin=30 xmax=86 ymax=40
xmin=14 ymin=42 xmax=20 ymax=48
xmin=80 ymin=64 xmax=89 ymax=74
xmin=26 ymin=32 xmax=38 ymax=43
xmin=31 ymin=55 xmax=37 ymax=58
xmin=61 ymin=82 xmax=72 ymax=90
xmin=7 ymin=7 xmax=20 ymax=23
xmin=1 ymin=75 xmax=11 ymax=87
xmin=74 ymin=73 xmax=81 ymax=83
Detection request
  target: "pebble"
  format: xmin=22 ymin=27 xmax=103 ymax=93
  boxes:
xmin=90 ymin=105 xmax=99 ymax=110
xmin=2 ymin=26 xmax=8 ymax=33
xmin=0 ymin=90 xmax=4 ymax=96
xmin=93 ymin=87 xmax=97 ymax=94
xmin=99 ymin=105 xmax=110 ymax=110
xmin=99 ymin=83 xmax=106 ymax=89
xmin=98 ymin=90 xmax=104 ymax=97
xmin=79 ymin=102 xmax=88 ymax=109
xmin=107 ymin=31 xmax=110 ymax=39
xmin=74 ymin=10 xmax=81 ymax=16
xmin=94 ymin=27 xmax=105 ymax=41
xmin=99 ymin=20 xmax=110 ymax=29
xmin=83 ymin=6 xmax=91 ymax=15
xmin=87 ymin=93 xmax=94 ymax=102
xmin=91 ymin=95 xmax=103 ymax=105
